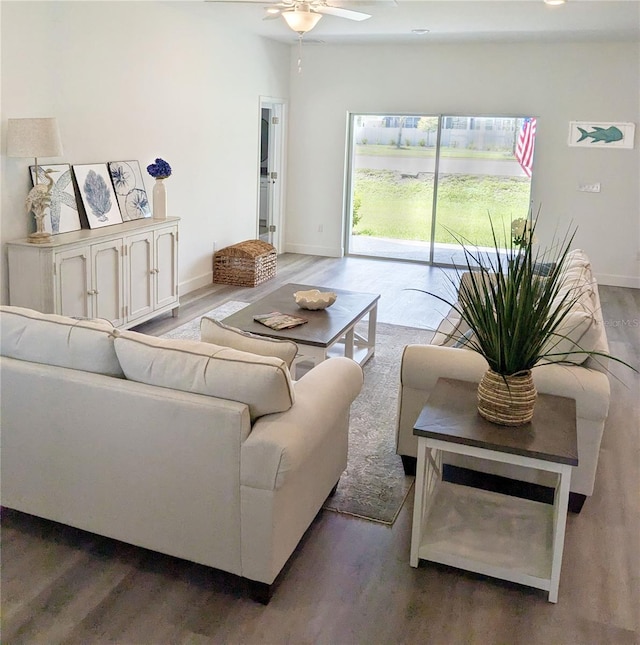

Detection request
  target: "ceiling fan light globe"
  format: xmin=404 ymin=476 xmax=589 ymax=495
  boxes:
xmin=282 ymin=9 xmax=322 ymax=34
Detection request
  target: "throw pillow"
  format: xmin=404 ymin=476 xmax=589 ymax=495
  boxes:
xmin=453 ymin=328 xmax=475 ymax=349
xmin=114 ymin=331 xmax=295 ymax=420
xmin=532 ymin=261 xmax=557 ymax=277
xmin=200 ymin=317 xmax=298 ymax=368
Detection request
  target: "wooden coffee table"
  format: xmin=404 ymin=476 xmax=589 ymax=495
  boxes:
xmin=222 ymin=283 xmax=380 ymax=371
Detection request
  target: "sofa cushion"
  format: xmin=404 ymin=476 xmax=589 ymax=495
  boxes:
xmin=114 ymin=331 xmax=295 ymax=420
xmin=0 ymin=305 xmax=123 ymax=377
xmin=539 ymin=309 xmax=600 ymax=364
xmin=200 ymin=317 xmax=298 ymax=368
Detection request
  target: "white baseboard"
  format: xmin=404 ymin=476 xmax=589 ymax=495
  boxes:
xmin=283 ymin=243 xmax=343 ymax=257
xmin=596 ymin=273 xmax=640 ymax=289
xmin=179 ymin=271 xmax=213 ymax=296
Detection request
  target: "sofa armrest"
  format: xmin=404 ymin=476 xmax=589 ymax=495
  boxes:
xmin=532 ymin=363 xmax=610 ymax=422
xmin=241 ymin=357 xmax=363 ymax=491
xmin=400 ymin=344 xmax=610 ymax=421
xmin=396 ymin=345 xmax=488 ymax=456
xmin=401 ymin=344 xmax=488 ymax=391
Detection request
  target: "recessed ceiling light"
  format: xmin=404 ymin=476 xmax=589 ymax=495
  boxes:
xmin=412 ymin=29 xmax=430 ymax=35
xmin=544 ymin=0 xmax=566 ymax=5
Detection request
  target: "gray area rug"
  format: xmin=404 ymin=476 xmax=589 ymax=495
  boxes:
xmin=161 ymin=301 xmax=434 ymax=525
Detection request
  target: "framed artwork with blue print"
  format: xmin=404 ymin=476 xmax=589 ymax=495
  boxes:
xmin=108 ymin=160 xmax=151 ymax=220
xmin=29 ymin=163 xmax=82 ymax=235
xmin=72 ymin=163 xmax=123 ymax=229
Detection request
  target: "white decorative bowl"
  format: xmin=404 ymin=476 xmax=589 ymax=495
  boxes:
xmin=293 ymin=289 xmax=337 ymax=310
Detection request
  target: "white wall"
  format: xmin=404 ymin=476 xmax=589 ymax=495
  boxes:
xmin=3 ymin=7 xmax=638 ymax=299
xmin=285 ymin=42 xmax=640 ymax=287
xmin=1 ymin=1 xmax=290 ymax=302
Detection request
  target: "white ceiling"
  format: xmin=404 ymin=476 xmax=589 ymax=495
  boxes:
xmin=205 ymin=0 xmax=640 ymax=45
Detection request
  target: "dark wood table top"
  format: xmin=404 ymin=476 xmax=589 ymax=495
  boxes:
xmin=413 ymin=378 xmax=578 ymax=466
xmin=221 ymin=283 xmax=380 ymax=348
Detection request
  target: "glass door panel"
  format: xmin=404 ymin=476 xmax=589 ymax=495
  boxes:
xmin=433 ymin=116 xmax=534 ymax=266
xmin=347 ymin=114 xmax=438 ymax=262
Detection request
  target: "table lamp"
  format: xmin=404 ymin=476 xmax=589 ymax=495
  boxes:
xmin=7 ymin=117 xmax=63 ymax=243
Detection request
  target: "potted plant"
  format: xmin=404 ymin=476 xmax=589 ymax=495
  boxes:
xmin=422 ymin=216 xmax=633 ymax=426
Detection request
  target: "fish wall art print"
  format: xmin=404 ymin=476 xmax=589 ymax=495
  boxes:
xmin=568 ymin=122 xmax=635 ymax=149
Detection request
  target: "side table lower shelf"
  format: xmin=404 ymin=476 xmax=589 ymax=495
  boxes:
xmin=415 ymin=479 xmax=555 ymax=588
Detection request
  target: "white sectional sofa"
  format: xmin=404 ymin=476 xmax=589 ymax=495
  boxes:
xmin=0 ymin=306 xmax=363 ymax=602
xmin=395 ymin=250 xmax=611 ymax=513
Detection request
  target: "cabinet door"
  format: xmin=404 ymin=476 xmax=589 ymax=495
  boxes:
xmin=54 ymin=247 xmax=91 ymax=318
xmin=91 ymin=239 xmax=124 ymax=326
xmin=154 ymin=227 xmax=178 ymax=309
xmin=127 ymin=232 xmax=154 ymax=321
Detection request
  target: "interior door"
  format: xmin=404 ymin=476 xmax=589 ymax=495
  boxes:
xmin=258 ymin=98 xmax=285 ymax=249
xmin=259 ymin=107 xmax=272 ymax=243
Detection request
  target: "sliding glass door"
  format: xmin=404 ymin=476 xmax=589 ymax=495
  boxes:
xmin=347 ymin=114 xmax=438 ymax=262
xmin=345 ymin=114 xmax=535 ymax=266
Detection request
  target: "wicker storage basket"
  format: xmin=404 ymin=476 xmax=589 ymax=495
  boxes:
xmin=213 ymin=239 xmax=276 ymax=287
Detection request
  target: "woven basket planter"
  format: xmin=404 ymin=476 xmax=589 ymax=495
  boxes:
xmin=477 ymin=369 xmax=537 ymax=426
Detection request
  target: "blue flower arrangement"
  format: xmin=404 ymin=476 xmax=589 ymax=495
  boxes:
xmin=147 ymin=158 xmax=172 ymax=180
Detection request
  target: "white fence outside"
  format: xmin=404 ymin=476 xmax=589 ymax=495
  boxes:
xmin=355 ymin=126 xmax=517 ymax=152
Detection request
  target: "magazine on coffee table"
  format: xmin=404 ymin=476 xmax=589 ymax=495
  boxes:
xmin=253 ymin=311 xmax=308 ymax=331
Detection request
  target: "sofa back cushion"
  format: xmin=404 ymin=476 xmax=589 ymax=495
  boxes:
xmin=114 ymin=331 xmax=295 ymax=420
xmin=0 ymin=306 xmax=123 ymax=377
xmin=539 ymin=309 xmax=601 ymax=364
xmin=200 ymin=317 xmax=298 ymax=368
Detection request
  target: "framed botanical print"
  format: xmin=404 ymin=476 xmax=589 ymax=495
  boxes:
xmin=29 ymin=163 xmax=82 ymax=234
xmin=72 ymin=163 xmax=123 ymax=229
xmin=108 ymin=160 xmax=151 ymax=220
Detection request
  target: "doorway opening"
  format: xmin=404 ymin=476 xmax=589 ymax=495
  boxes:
xmin=345 ymin=114 xmax=536 ymax=266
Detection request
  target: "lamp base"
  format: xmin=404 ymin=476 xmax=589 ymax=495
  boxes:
xmin=28 ymin=230 xmax=52 ymax=244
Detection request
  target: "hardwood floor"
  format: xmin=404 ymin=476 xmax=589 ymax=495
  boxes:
xmin=2 ymin=254 xmax=639 ymax=644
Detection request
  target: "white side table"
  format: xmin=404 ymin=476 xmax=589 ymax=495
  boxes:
xmin=410 ymin=378 xmax=578 ymax=603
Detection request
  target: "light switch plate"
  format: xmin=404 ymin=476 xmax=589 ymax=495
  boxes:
xmin=578 ymin=183 xmax=601 ymax=193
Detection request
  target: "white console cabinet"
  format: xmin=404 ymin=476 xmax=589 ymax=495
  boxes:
xmin=7 ymin=217 xmax=179 ymax=329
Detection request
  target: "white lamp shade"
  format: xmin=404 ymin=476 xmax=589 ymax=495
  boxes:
xmin=282 ymin=9 xmax=322 ymax=34
xmin=6 ymin=117 xmax=63 ymax=158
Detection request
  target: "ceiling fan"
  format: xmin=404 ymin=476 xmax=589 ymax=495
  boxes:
xmin=207 ymin=0 xmax=373 ymax=36
xmin=265 ymin=1 xmax=372 ymax=35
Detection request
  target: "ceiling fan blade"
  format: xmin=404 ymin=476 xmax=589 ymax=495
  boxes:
xmin=315 ymin=5 xmax=371 ymax=21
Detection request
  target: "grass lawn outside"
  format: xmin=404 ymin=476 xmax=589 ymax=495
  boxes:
xmin=352 ymin=169 xmax=531 ymax=247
